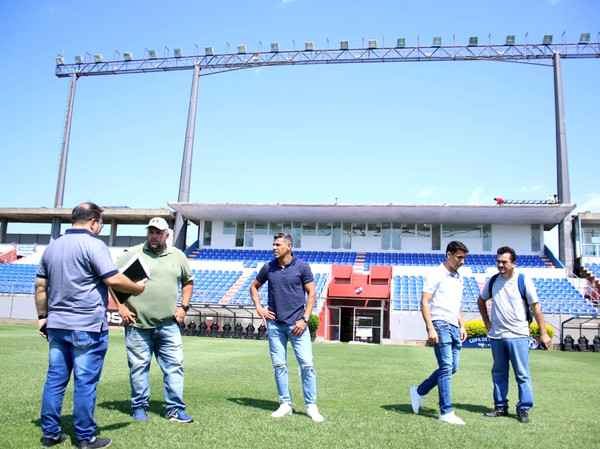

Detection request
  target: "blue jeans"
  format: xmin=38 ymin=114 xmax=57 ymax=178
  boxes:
xmin=125 ymin=320 xmax=186 ymax=414
xmin=490 ymin=337 xmax=533 ymax=412
xmin=417 ymin=320 xmax=461 ymax=415
xmin=41 ymin=329 xmax=108 ymax=441
xmin=267 ymin=320 xmax=317 ymax=407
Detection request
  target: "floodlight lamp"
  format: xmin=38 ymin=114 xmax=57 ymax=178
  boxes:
xmin=396 ymin=38 xmax=405 ymax=48
xmin=469 ymin=36 xmax=478 ymax=46
xmin=74 ymin=55 xmax=83 ymax=64
xmin=543 ymin=35 xmax=553 ymax=45
xmin=580 ymin=33 xmax=590 ymax=43
xmin=123 ymin=52 xmax=132 ymax=61
xmin=340 ymin=40 xmax=349 ymax=50
xmin=305 ymin=41 xmax=314 ymax=51
xmin=94 ymin=54 xmax=103 ymax=62
xmin=506 ymin=35 xmax=515 ymax=45
xmin=368 ymin=39 xmax=377 ymax=49
xmin=148 ymin=49 xmax=157 ymax=58
xmin=432 ymin=37 xmax=442 ymax=46
xmin=174 ymin=48 xmax=182 ymax=57
xmin=55 ymin=57 xmax=64 ymax=65
xmin=237 ymin=45 xmax=246 ymax=54
xmin=271 ymin=42 xmax=279 ymax=52
xmin=205 ymin=46 xmax=214 ymax=56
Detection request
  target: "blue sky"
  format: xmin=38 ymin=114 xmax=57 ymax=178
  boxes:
xmin=0 ymin=1 xmax=598 ymax=243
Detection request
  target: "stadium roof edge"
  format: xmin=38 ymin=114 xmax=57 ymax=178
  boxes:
xmin=0 ymin=207 xmax=175 ymax=225
xmin=168 ymin=202 xmax=576 ymax=231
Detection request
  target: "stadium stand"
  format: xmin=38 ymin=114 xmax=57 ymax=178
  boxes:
xmin=2 ymin=249 xmax=598 ymax=317
xmin=0 ymin=263 xmax=37 ymax=294
xmin=586 ymin=263 xmax=600 ymax=278
xmin=191 ymin=248 xmax=357 ymax=267
xmin=365 ymin=252 xmax=547 ymax=271
xmin=2 ymin=245 xmax=598 ymax=347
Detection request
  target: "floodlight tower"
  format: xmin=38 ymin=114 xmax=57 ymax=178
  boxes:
xmin=51 ymin=72 xmax=77 ymax=240
xmin=53 ymin=34 xmax=600 ymax=270
xmin=173 ymin=62 xmax=201 ymax=249
xmin=553 ymin=51 xmax=573 ymax=268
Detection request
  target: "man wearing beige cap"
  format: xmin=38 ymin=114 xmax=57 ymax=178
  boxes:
xmin=115 ymin=217 xmax=194 ymax=423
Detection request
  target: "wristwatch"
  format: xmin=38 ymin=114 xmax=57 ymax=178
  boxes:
xmin=180 ymin=305 xmax=190 ymax=312
xmin=302 ymin=316 xmax=310 ymax=323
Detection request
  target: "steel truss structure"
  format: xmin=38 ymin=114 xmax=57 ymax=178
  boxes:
xmin=56 ymin=39 xmax=600 ymax=78
xmin=52 ymin=36 xmax=600 ymax=269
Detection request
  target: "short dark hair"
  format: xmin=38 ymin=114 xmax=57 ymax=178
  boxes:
xmin=71 ymin=202 xmax=103 ymax=224
xmin=446 ymin=240 xmax=469 ymax=255
xmin=497 ymin=245 xmax=516 ymax=262
xmin=273 ymin=232 xmax=293 ymax=246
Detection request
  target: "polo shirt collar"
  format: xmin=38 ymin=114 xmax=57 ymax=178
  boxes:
xmin=442 ymin=263 xmax=460 ymax=279
xmin=275 ymin=254 xmax=296 ymax=268
xmin=65 ymin=228 xmax=98 ymax=238
xmin=142 ymin=242 xmax=173 ymax=257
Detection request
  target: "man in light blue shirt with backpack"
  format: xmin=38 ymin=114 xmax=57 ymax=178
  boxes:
xmin=477 ymin=245 xmax=551 ymax=424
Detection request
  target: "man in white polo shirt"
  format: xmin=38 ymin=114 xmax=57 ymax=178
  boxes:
xmin=410 ymin=240 xmax=469 ymax=425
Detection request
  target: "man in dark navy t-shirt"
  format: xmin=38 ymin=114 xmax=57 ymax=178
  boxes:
xmin=250 ymin=233 xmax=324 ymax=422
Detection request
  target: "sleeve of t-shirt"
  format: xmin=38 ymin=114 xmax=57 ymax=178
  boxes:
xmin=255 ymin=263 xmax=269 ymax=284
xmin=481 ymin=280 xmax=492 ymax=300
xmin=301 ymin=262 xmax=314 ymax=285
xmin=180 ymin=252 xmax=194 ymax=284
xmin=422 ymin=273 xmax=437 ymax=295
xmin=524 ymin=276 xmax=539 ymax=305
xmin=91 ymin=241 xmax=119 ymax=279
xmin=37 ymin=253 xmax=48 ymax=279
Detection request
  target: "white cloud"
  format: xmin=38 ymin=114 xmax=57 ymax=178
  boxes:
xmin=519 ymin=185 xmax=544 ymax=193
xmin=548 ymin=0 xmax=561 ymax=5
xmin=468 ymin=187 xmax=485 ymax=205
xmin=281 ymin=0 xmax=295 ymax=4
xmin=418 ymin=188 xmax=434 ymax=198
xmin=576 ymin=192 xmax=600 ymax=212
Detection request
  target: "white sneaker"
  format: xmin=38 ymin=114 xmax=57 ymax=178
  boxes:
xmin=410 ymin=386 xmax=423 ymax=414
xmin=271 ymin=402 xmax=293 ymax=418
xmin=439 ymin=411 xmax=465 ymax=425
xmin=306 ymin=404 xmax=324 ymax=422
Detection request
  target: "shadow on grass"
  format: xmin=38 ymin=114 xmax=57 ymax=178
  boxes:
xmin=31 ymin=415 xmax=74 ymax=438
xmin=32 ymin=412 xmax=131 ymax=445
xmin=382 ymin=402 xmax=490 ymax=416
xmin=453 ymin=402 xmax=489 ymax=414
xmin=381 ymin=404 xmax=438 ymax=419
xmin=99 ymin=399 xmax=167 ymax=419
xmin=227 ymin=397 xmax=280 ymax=412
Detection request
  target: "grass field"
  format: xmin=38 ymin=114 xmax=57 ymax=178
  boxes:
xmin=1 ymin=323 xmax=599 ymax=449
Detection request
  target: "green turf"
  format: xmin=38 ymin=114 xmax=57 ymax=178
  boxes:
xmin=1 ymin=323 xmax=599 ymax=448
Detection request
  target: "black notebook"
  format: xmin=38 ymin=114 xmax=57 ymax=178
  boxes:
xmin=113 ymin=253 xmax=151 ymax=303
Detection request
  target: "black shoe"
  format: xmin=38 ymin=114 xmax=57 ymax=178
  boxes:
xmin=517 ymin=410 xmax=531 ymax=423
xmin=42 ymin=433 xmax=68 ymax=447
xmin=77 ymin=437 xmax=112 ymax=448
xmin=483 ymin=406 xmax=508 ymax=417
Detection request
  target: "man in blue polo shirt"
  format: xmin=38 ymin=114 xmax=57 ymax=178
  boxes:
xmin=35 ymin=203 xmax=145 ymax=449
xmin=250 ymin=232 xmax=324 ymax=422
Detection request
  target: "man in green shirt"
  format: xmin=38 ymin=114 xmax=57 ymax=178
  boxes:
xmin=116 ymin=217 xmax=194 ymax=423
